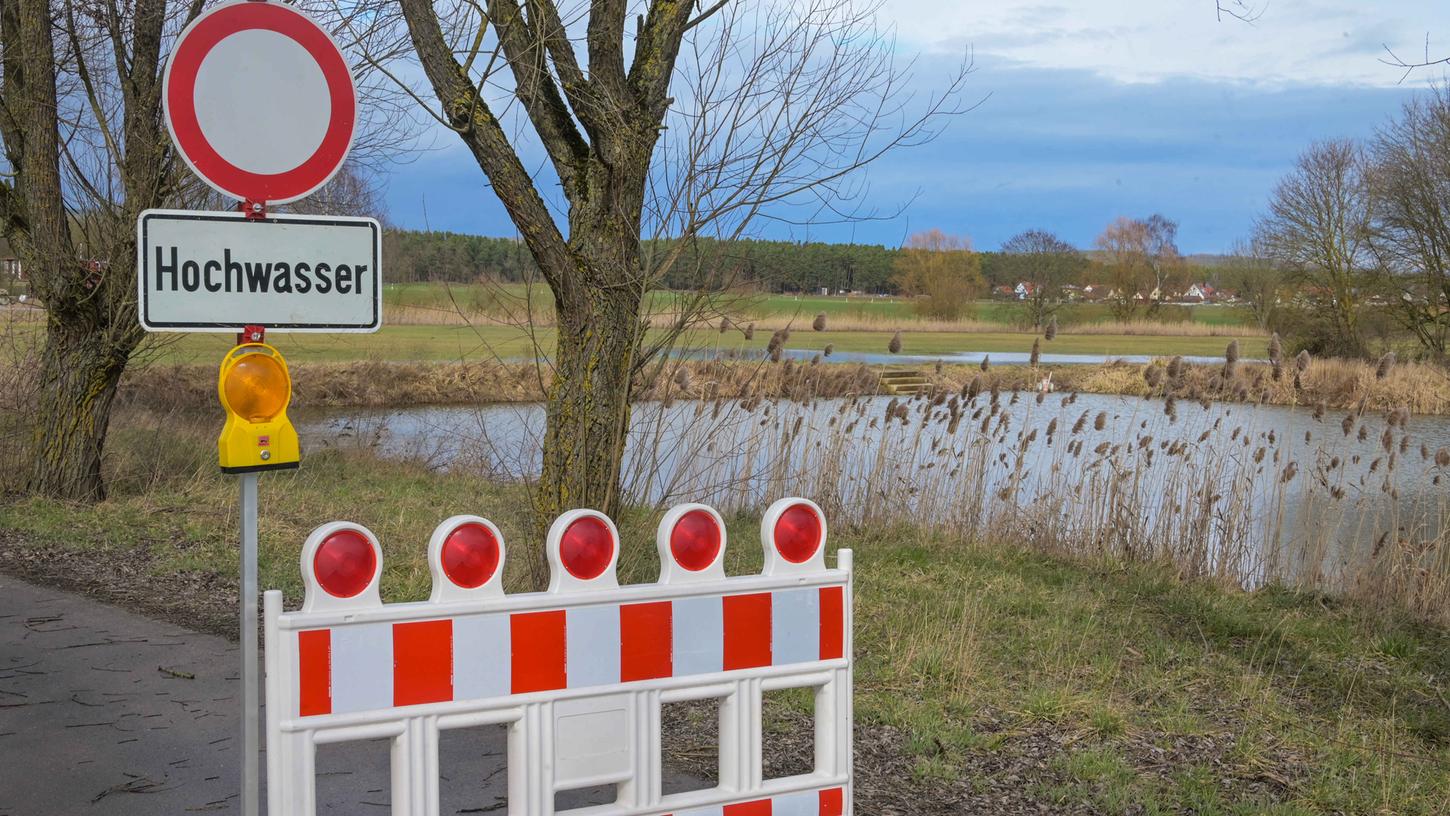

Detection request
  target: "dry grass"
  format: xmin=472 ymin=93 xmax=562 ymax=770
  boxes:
xmin=100 ymin=354 xmax=1450 ymax=416
xmin=380 ymin=298 xmax=1261 ymax=338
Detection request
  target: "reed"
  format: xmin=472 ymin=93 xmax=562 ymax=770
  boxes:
xmin=600 ymin=379 xmax=1450 ymax=625
xmin=99 ymin=355 xmax=1450 ymax=416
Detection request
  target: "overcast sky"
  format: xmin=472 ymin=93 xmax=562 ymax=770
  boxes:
xmin=380 ymin=1 xmax=1450 ymax=253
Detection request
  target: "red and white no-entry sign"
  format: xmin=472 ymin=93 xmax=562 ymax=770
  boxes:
xmin=164 ymin=1 xmax=356 ymax=205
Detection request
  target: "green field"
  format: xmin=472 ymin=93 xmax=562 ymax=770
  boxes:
xmin=136 ymin=323 xmax=1266 ymax=365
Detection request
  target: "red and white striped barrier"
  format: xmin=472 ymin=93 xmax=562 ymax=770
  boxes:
xmin=264 ymin=498 xmax=852 ymax=816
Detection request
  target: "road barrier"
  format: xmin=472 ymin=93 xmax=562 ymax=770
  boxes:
xmin=264 ymin=498 xmax=853 ymax=815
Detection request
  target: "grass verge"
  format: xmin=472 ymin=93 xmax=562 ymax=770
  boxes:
xmin=0 ymin=417 xmax=1445 ymax=814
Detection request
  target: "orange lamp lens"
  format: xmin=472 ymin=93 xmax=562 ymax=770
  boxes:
xmin=223 ymin=353 xmax=289 ymax=422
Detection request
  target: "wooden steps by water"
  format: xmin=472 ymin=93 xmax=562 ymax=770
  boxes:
xmin=876 ymin=369 xmax=930 ymax=396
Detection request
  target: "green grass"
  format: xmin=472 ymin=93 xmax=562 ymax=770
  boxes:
xmin=383 ymin=281 xmax=1260 ymax=329
xmin=132 ymin=323 xmax=1265 ymax=365
xmin=1 ymin=420 xmax=1444 ymax=813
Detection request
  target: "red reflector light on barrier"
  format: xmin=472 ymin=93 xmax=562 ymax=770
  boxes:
xmin=560 ymin=516 xmax=614 ymax=580
xmin=441 ymin=522 xmax=500 ymax=588
xmin=314 ymin=528 xmax=376 ymax=598
xmin=670 ymin=509 xmax=723 ymax=571
xmin=773 ymin=502 xmax=823 ymax=564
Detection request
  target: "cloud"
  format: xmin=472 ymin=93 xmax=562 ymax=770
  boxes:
xmin=880 ymin=0 xmax=1450 ymax=87
xmin=378 ymin=3 xmax=1435 ymax=254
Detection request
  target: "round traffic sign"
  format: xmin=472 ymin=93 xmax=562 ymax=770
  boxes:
xmin=164 ymin=1 xmax=356 ymax=205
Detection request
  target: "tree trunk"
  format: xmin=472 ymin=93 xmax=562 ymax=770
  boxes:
xmin=532 ymin=217 xmax=646 ymax=540
xmin=25 ymin=318 xmax=132 ymax=501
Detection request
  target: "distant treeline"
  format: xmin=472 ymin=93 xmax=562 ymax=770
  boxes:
xmin=382 ymin=228 xmax=1114 ymax=293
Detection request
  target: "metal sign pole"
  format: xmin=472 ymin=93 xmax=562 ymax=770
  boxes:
xmin=240 ymin=471 xmax=260 ymax=816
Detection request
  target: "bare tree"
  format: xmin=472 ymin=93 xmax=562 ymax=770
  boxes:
xmin=891 ymin=229 xmax=982 ymax=320
xmin=1000 ymin=229 xmax=1080 ymax=329
xmin=1094 ymin=216 xmax=1150 ymax=320
xmin=1255 ymin=139 xmax=1373 ymax=357
xmin=0 ymin=0 xmax=207 ymax=501
xmin=1215 ymin=0 xmax=1265 ymax=23
xmin=376 ymin=0 xmax=967 ymax=524
xmin=1220 ymin=239 xmax=1282 ymax=330
xmin=1365 ymin=87 xmax=1450 ymax=360
xmin=1140 ymin=213 xmax=1184 ymax=310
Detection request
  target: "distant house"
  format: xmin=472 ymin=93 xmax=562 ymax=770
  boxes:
xmin=0 ymin=236 xmax=20 ymax=281
xmin=993 ymin=284 xmax=1016 ymax=299
xmin=1080 ymin=284 xmax=1108 ymax=301
xmin=1013 ymin=281 xmax=1034 ymax=300
xmin=1181 ymin=283 xmax=1215 ymax=303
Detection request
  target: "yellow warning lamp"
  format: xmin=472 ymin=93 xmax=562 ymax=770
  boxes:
xmin=217 ymin=343 xmax=300 ymax=473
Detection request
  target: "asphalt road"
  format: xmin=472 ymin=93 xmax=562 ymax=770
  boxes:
xmin=0 ymin=575 xmax=521 ymax=815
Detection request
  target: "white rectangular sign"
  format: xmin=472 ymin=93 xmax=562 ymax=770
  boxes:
xmin=137 ymin=209 xmax=381 ymax=332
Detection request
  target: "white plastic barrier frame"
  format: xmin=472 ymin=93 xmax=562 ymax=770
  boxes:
xmin=264 ymin=497 xmax=853 ymax=816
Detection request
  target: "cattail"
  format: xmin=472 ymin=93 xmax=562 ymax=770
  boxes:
xmin=888 ymin=331 xmax=902 ymax=354
xmin=744 ymin=323 xmax=755 ymax=341
xmin=1072 ymin=412 xmax=1087 ymax=434
xmin=673 ymin=367 xmax=691 ymax=390
xmin=1222 ymin=340 xmax=1239 ymax=380
xmin=1312 ymin=401 xmax=1325 ymax=420
xmin=980 ymin=355 xmax=990 ymax=372
xmin=1144 ymin=366 xmax=1163 ymax=388
xmin=812 ymin=313 xmax=827 ymax=332
xmin=1281 ymin=462 xmax=1298 ymax=483
xmin=1035 ymin=390 xmax=1045 ymax=404
xmin=823 ymin=344 xmax=834 ymax=358
xmin=767 ymin=330 xmax=785 ymax=354
xmin=1357 ymin=425 xmax=1368 ymax=442
xmin=1094 ymin=411 xmax=1107 ymax=431
xmin=1045 ymin=315 xmax=1058 ymax=341
xmin=1267 ymin=332 xmax=1282 ymax=364
xmin=964 ymin=375 xmax=981 ymax=401
xmin=1029 ymin=338 xmax=1041 ymax=368
xmin=1435 ymin=448 xmax=1450 ymax=468
xmin=718 ymin=317 xmax=730 ymax=333
xmin=934 ymin=359 xmax=943 ymax=375
xmin=1166 ymin=356 xmax=1183 ymax=382
xmin=1375 ymin=352 xmax=1395 ymax=380
xmin=769 ymin=345 xmax=782 ymax=362
xmin=811 ymin=354 xmax=822 ymax=366
xmin=1164 ymin=395 xmax=1177 ymax=421
xmin=1295 ymin=349 xmax=1310 ymax=372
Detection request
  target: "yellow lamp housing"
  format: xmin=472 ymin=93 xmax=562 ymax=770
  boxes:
xmin=217 ymin=342 xmax=300 ymax=473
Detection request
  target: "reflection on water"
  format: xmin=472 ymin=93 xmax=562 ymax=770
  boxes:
xmin=300 ymin=392 xmax=1449 ymax=593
